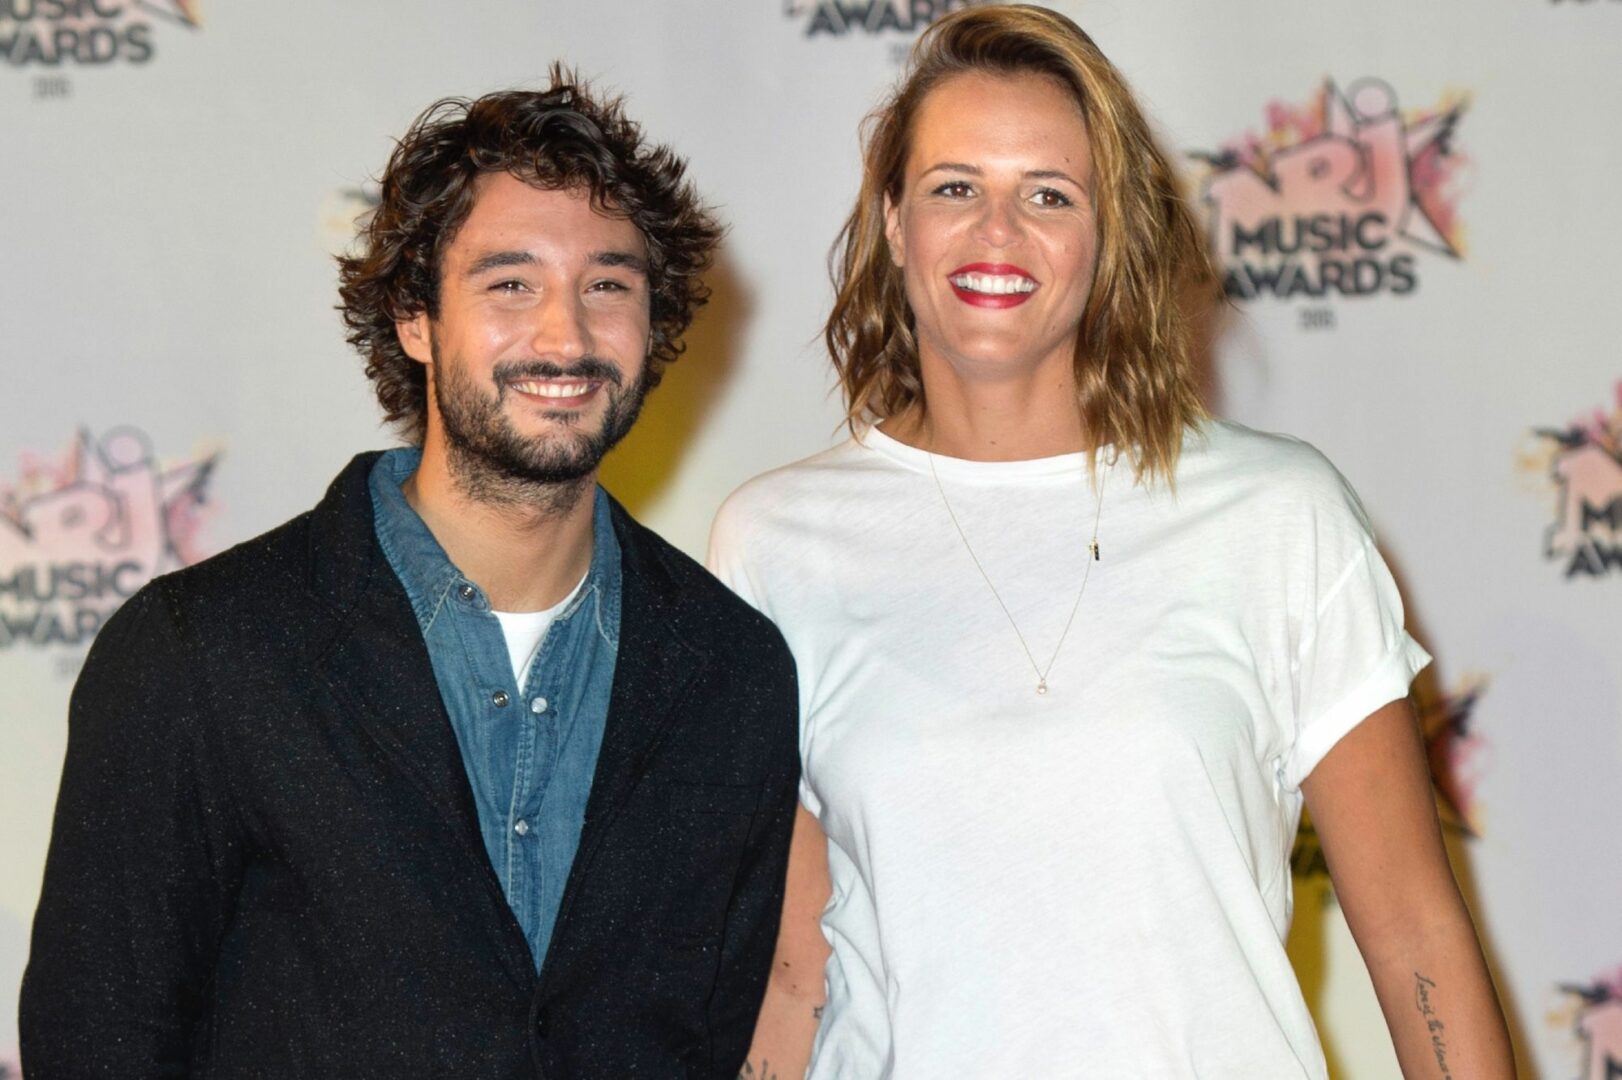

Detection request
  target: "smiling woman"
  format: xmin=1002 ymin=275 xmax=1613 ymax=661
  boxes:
xmin=881 ymin=70 xmax=1099 ymax=439
xmin=711 ymin=5 xmax=1514 ymax=1079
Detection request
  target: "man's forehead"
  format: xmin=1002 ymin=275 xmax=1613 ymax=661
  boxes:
xmin=464 ymin=171 xmax=641 ymax=234
xmin=436 ymin=171 xmax=648 ymax=273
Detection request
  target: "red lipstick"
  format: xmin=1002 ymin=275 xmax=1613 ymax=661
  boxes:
xmin=947 ymin=262 xmax=1039 ymax=309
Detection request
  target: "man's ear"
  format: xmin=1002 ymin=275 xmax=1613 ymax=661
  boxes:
xmin=396 ymin=311 xmax=433 ymax=365
xmin=882 ymin=192 xmax=904 ymax=269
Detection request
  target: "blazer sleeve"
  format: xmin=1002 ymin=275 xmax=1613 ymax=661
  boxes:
xmin=705 ymin=637 xmax=801 ymax=1077
xmin=20 ymin=581 xmax=245 ymax=1078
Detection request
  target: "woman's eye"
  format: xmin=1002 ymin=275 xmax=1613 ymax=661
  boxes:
xmin=1031 ymin=188 xmax=1073 ymax=208
xmin=933 ymin=180 xmax=974 ymax=198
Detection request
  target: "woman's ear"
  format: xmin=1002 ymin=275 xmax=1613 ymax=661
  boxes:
xmin=883 ymin=192 xmax=905 ymax=269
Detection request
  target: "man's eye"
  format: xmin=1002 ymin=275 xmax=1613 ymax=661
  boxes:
xmin=589 ymin=279 xmax=630 ymax=293
xmin=490 ymin=280 xmax=527 ymax=293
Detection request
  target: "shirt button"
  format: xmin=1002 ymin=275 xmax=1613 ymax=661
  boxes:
xmin=491 ymin=690 xmax=510 ymax=708
xmin=514 ymin=819 xmax=530 ymax=836
xmin=531 ymin=697 xmax=548 ymax=714
xmin=457 ymin=584 xmax=476 ymax=601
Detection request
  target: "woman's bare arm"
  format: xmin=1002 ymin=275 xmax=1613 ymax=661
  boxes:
xmin=1303 ymin=699 xmax=1514 ymax=1079
xmin=739 ymin=804 xmax=832 ymax=1080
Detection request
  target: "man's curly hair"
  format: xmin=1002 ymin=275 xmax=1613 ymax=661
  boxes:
xmin=337 ymin=67 xmax=722 ymax=444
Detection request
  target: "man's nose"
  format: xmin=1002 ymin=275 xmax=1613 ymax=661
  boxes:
xmin=529 ymin=289 xmax=592 ymax=362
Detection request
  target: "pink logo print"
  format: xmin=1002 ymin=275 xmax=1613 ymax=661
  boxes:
xmin=0 ymin=427 xmax=219 ymax=650
xmin=1421 ymin=679 xmax=1489 ymax=837
xmin=1559 ymin=971 xmax=1622 ymax=1080
xmin=1536 ymin=383 xmax=1622 ymax=578
xmin=1195 ymin=78 xmax=1469 ymax=301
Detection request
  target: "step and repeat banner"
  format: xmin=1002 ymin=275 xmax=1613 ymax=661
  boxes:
xmin=1 ymin=1 xmax=1616 ymax=1076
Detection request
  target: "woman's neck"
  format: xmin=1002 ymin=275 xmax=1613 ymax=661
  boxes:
xmin=879 ymin=360 xmax=1090 ymax=462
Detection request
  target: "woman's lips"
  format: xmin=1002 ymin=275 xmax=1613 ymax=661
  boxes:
xmin=947 ymin=263 xmax=1039 ymax=308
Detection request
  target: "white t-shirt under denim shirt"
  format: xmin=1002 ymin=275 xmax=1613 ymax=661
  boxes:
xmin=707 ymin=419 xmax=1429 ymax=1079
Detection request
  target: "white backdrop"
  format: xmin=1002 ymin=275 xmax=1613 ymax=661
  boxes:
xmin=3 ymin=2 xmax=1618 ymax=1077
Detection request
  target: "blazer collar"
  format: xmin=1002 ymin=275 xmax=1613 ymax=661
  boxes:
xmin=305 ymin=453 xmax=533 ymax=986
xmin=539 ymin=495 xmax=714 ymax=973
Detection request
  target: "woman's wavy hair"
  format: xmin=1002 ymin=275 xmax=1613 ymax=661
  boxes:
xmin=826 ymin=5 xmax=1218 ymax=484
xmin=338 ymin=67 xmax=722 ymax=444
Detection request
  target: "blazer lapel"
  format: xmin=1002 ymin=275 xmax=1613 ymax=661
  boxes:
xmin=307 ymin=455 xmax=534 ymax=988
xmin=548 ymin=506 xmax=709 ymax=941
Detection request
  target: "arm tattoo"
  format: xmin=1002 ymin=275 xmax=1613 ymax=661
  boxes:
xmin=1413 ymin=972 xmax=1455 ymax=1080
xmin=813 ymin=1004 xmax=824 ymax=1020
xmin=739 ymin=1061 xmax=778 ymax=1080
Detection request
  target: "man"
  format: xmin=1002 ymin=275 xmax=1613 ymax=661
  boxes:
xmin=21 ymin=72 xmax=799 ymax=1078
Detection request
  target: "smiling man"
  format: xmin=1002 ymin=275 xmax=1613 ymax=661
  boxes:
xmin=21 ymin=73 xmax=800 ymax=1079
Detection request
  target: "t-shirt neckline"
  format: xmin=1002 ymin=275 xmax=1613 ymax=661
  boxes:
xmin=858 ymin=425 xmax=1115 ymax=482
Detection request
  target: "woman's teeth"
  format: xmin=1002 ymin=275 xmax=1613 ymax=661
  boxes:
xmin=950 ymin=273 xmax=1037 ymax=295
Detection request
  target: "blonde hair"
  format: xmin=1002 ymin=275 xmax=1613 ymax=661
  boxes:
xmin=825 ymin=4 xmax=1218 ymax=484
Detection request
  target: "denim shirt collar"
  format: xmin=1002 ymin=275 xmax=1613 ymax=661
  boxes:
xmin=369 ymin=447 xmax=621 ymax=640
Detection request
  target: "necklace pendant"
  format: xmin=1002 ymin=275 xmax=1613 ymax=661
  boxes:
xmin=1036 ymin=680 xmax=1047 ymax=695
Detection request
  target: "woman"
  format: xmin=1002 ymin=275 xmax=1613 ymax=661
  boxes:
xmin=710 ymin=6 xmax=1513 ymax=1077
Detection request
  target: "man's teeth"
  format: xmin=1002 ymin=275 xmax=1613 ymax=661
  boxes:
xmin=950 ymin=273 xmax=1037 ymax=295
xmin=511 ymin=380 xmax=593 ymax=398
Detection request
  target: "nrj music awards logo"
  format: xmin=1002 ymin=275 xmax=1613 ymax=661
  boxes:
xmin=1195 ymin=78 xmax=1469 ymax=303
xmin=783 ymin=0 xmax=984 ymax=37
xmin=1552 ymin=969 xmax=1622 ymax=1080
xmin=0 ymin=427 xmax=218 ymax=652
xmin=1292 ymin=677 xmax=1488 ymax=881
xmin=0 ymin=0 xmax=200 ymax=68
xmin=1527 ymin=383 xmax=1622 ymax=579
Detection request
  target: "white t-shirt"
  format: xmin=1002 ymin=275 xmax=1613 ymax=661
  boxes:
xmin=491 ymin=572 xmax=587 ymax=692
xmin=707 ymin=420 xmax=1429 ymax=1079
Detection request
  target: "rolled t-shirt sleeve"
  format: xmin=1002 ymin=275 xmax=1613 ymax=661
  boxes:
xmin=1280 ymin=497 xmax=1432 ymax=791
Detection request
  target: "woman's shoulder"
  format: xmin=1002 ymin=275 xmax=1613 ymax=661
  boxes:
xmin=708 ymin=435 xmax=890 ymax=566
xmin=1178 ymin=418 xmax=1373 ymax=529
xmin=1185 ymin=418 xmax=1355 ymax=492
xmin=718 ymin=433 xmax=909 ymax=521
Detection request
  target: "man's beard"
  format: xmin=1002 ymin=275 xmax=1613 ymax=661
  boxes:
xmin=431 ymin=339 xmax=649 ymax=508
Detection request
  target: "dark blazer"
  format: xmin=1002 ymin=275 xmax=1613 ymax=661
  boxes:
xmin=20 ymin=453 xmax=800 ymax=1079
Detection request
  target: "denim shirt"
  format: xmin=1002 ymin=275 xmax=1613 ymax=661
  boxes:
xmin=369 ymin=449 xmax=621 ymax=972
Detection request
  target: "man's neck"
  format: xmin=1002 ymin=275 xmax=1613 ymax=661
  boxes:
xmin=403 ymin=442 xmax=597 ymax=613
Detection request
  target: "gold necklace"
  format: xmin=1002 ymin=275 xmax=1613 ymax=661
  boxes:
xmin=926 ymin=450 xmax=1108 ymax=696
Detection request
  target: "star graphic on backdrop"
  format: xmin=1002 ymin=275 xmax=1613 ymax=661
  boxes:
xmin=1419 ymin=681 xmax=1485 ymax=836
xmin=133 ymin=0 xmax=201 ymax=28
xmin=1321 ymin=79 xmax=1464 ymax=257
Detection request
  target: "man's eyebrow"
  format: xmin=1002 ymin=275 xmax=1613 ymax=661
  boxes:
xmin=464 ymin=250 xmax=535 ymax=277
xmin=591 ymin=250 xmax=648 ymax=274
xmin=461 ymin=249 xmax=648 ymax=276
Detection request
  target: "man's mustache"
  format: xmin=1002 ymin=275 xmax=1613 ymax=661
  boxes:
xmin=493 ymin=357 xmax=623 ymax=390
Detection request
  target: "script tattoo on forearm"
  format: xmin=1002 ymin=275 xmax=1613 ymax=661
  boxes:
xmin=739 ymin=1060 xmax=778 ymax=1080
xmin=813 ymin=1004 xmax=824 ymax=1020
xmin=1413 ymin=971 xmax=1455 ymax=1080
